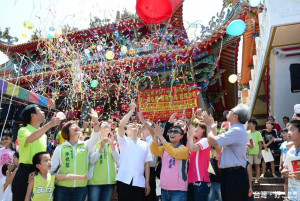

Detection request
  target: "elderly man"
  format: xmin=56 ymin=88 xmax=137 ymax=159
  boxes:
xmin=203 ymin=104 xmax=250 ymax=201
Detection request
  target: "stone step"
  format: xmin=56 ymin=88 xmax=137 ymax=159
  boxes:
xmin=254 ymin=177 xmax=285 ymax=184
xmin=253 ymin=183 xmax=284 ymax=191
xmin=253 ymin=191 xmax=285 ymax=201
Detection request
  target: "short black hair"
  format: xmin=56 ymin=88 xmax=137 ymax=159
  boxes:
xmin=281 ymin=128 xmax=288 ymax=134
xmin=21 ymin=104 xmax=38 ymax=125
xmin=32 ymin=152 xmax=50 ymax=172
xmin=283 ymin=116 xmax=290 ymax=121
xmin=289 ymin=120 xmax=300 ymax=132
xmin=14 ymin=152 xmax=19 ymax=159
xmin=248 ymin=119 xmax=258 ymax=130
xmin=248 ymin=119 xmax=258 ymax=125
xmin=2 ymin=162 xmax=12 ymax=176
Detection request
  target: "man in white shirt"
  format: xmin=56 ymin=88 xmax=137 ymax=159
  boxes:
xmin=117 ymin=102 xmax=152 ymax=201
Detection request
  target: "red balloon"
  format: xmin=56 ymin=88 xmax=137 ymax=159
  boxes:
xmin=136 ymin=0 xmax=183 ymax=24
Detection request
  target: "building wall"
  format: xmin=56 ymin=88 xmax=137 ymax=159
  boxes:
xmin=269 ymin=53 xmax=300 ymax=128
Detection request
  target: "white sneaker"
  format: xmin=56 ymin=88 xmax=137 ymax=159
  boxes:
xmin=260 ymin=174 xmax=264 ymax=178
xmin=273 ymin=174 xmax=278 ymax=178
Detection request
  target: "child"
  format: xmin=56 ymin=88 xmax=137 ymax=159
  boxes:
xmin=0 ymin=163 xmax=10 ymax=199
xmin=279 ymin=128 xmax=289 ymax=198
xmin=0 ymin=133 xmax=16 ymax=178
xmin=2 ymin=152 xmax=19 ymax=201
xmin=247 ymin=119 xmax=263 ymax=184
xmin=281 ymin=120 xmax=300 ymax=201
xmin=261 ymin=121 xmax=277 ymax=177
xmin=25 ymin=152 xmax=88 ymax=201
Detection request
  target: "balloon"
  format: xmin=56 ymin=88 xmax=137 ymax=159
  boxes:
xmin=22 ymin=33 xmax=27 ymax=38
xmin=121 ymin=46 xmax=128 ymax=54
xmin=59 ymin=37 xmax=64 ymax=43
xmin=47 ymin=34 xmax=53 ymax=39
xmin=49 ymin=27 xmax=55 ymax=31
xmin=56 ymin=112 xmax=66 ymax=120
xmin=136 ymin=0 xmax=183 ymax=24
xmin=226 ymin=20 xmax=246 ymax=36
xmin=84 ymin=49 xmax=90 ymax=55
xmin=249 ymin=0 xmax=260 ymax=7
xmin=228 ymin=74 xmax=238 ymax=83
xmin=23 ymin=20 xmax=34 ymax=29
xmin=105 ymin=51 xmax=115 ymax=60
xmin=90 ymin=80 xmax=99 ymax=88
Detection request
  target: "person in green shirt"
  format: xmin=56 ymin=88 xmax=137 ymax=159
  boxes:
xmin=25 ymin=151 xmax=88 ymax=201
xmin=50 ymin=108 xmax=100 ymax=201
xmin=12 ymin=104 xmax=61 ymax=201
xmin=246 ymin=119 xmax=263 ymax=184
xmin=88 ymin=121 xmax=119 ymax=201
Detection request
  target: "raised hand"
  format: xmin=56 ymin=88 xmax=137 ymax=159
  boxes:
xmin=88 ymin=108 xmax=99 ymax=123
xmin=168 ymin=112 xmax=177 ymax=124
xmin=202 ymin=111 xmax=214 ymax=126
xmin=154 ymin=123 xmax=163 ymax=138
xmin=49 ymin=113 xmax=61 ymax=127
xmin=129 ymin=102 xmax=136 ymax=111
xmin=187 ymin=125 xmax=195 ymax=137
xmin=137 ymin=111 xmax=145 ymax=124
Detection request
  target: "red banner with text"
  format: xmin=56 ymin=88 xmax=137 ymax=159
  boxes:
xmin=137 ymin=85 xmax=200 ymax=121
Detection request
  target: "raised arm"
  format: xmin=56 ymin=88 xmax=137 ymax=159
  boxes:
xmin=26 ymin=113 xmax=61 ymax=143
xmin=187 ymin=125 xmax=201 ymax=152
xmin=86 ymin=108 xmax=101 ymax=153
xmin=118 ymin=102 xmax=136 ymax=137
xmin=138 ymin=112 xmax=155 ymax=137
xmin=203 ymin=112 xmax=219 ymax=147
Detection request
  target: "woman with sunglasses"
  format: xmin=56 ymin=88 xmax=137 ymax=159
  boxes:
xmin=187 ymin=122 xmax=211 ymax=201
xmin=0 ymin=132 xmax=17 ymax=178
xmin=151 ymin=124 xmax=189 ymax=201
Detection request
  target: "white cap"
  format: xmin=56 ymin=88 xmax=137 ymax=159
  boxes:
xmin=294 ymin=104 xmax=300 ymax=114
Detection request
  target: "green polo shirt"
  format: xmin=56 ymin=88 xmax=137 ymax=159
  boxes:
xmin=18 ymin=124 xmax=47 ymax=164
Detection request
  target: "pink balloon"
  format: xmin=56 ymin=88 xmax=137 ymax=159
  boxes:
xmin=56 ymin=112 xmax=66 ymax=120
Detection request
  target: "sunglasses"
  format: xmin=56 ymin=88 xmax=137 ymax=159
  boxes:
xmin=168 ymin=129 xmax=182 ymax=135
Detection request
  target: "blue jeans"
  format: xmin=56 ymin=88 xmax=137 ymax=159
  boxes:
xmin=54 ymin=185 xmax=88 ymax=201
xmin=161 ymin=189 xmax=187 ymax=201
xmin=208 ymin=182 xmax=222 ymax=201
xmin=188 ymin=182 xmax=210 ymax=201
xmin=88 ymin=184 xmax=115 ymax=201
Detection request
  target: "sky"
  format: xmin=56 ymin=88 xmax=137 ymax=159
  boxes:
xmin=0 ymin=0 xmax=225 ymax=65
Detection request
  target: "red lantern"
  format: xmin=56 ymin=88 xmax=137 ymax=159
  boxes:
xmin=136 ymin=0 xmax=183 ymax=24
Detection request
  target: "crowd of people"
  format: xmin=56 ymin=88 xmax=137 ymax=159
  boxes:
xmin=0 ymin=102 xmax=299 ymax=201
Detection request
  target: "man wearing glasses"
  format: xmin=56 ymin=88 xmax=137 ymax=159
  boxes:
xmin=203 ymin=104 xmax=250 ymax=201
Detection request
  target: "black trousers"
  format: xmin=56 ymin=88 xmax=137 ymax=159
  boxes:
xmin=12 ymin=163 xmax=35 ymax=201
xmin=220 ymin=168 xmax=249 ymax=201
xmin=117 ymin=180 xmax=146 ymax=201
xmin=146 ymin=167 xmax=156 ymax=201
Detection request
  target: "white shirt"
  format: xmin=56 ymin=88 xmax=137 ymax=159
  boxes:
xmin=145 ymin=135 xmax=158 ymax=168
xmin=116 ymin=134 xmax=152 ymax=188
